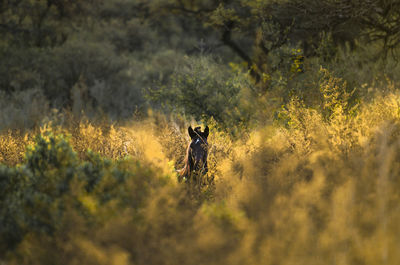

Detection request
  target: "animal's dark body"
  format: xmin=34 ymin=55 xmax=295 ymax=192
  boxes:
xmin=179 ymin=126 xmax=209 ymax=182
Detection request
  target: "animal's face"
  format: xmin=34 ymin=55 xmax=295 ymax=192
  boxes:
xmin=188 ymin=126 xmax=209 ymax=172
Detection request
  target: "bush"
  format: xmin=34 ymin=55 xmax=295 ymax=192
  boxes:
xmin=0 ymin=131 xmax=168 ymax=260
xmin=147 ymin=56 xmax=256 ymax=133
xmin=0 ymin=39 xmax=145 ymax=117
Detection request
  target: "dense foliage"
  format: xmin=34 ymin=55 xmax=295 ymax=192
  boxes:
xmin=1 ymin=0 xmax=400 ymax=264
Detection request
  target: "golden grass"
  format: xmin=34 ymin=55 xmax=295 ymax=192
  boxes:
xmin=2 ymin=84 xmax=400 ymax=265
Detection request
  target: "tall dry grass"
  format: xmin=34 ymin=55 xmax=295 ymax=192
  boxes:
xmin=1 ymin=80 xmax=400 ymax=265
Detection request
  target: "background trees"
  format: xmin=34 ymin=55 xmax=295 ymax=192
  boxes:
xmin=1 ymin=0 xmax=400 ymax=122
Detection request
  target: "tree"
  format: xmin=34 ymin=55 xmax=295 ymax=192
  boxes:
xmin=0 ymin=0 xmax=97 ymax=47
xmin=140 ymin=0 xmax=400 ymax=85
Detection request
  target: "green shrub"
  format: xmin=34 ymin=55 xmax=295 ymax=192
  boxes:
xmin=147 ymin=56 xmax=256 ymax=132
xmin=0 ymin=131 xmax=166 ymax=258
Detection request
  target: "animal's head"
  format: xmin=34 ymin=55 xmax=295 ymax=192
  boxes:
xmin=187 ymin=125 xmax=209 ymax=172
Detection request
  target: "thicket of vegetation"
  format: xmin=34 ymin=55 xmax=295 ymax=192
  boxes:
xmin=1 ymin=0 xmax=400 ymax=264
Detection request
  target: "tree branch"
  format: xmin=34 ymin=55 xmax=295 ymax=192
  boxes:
xmin=222 ymin=21 xmax=261 ymax=83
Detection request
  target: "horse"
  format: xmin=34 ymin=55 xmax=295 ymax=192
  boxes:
xmin=179 ymin=126 xmax=209 ymax=184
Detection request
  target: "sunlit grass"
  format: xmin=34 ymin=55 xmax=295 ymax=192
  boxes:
xmin=2 ymin=81 xmax=400 ymax=264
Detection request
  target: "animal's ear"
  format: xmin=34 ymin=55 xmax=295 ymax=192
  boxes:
xmin=203 ymin=126 xmax=209 ymax=138
xmin=188 ymin=126 xmax=196 ymax=139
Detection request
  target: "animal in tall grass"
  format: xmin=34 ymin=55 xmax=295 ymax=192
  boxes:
xmin=179 ymin=126 xmax=209 ymax=183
